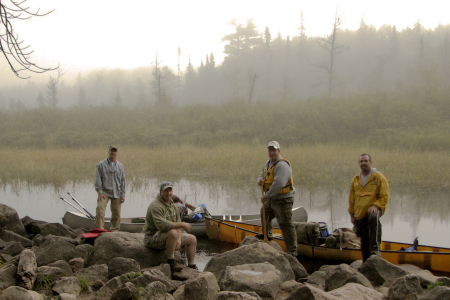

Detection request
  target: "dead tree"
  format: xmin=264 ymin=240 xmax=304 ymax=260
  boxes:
xmin=0 ymin=0 xmax=56 ymax=78
xmin=318 ymin=6 xmax=347 ymax=98
xmin=46 ymin=68 xmax=64 ymax=108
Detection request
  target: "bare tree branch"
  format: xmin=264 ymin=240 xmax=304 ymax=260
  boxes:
xmin=0 ymin=0 xmax=56 ymax=79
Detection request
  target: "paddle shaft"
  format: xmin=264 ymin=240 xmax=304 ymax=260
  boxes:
xmin=68 ymin=192 xmax=96 ymax=219
xmin=60 ymin=197 xmax=93 ymax=219
xmin=262 ymin=190 xmax=270 ymax=244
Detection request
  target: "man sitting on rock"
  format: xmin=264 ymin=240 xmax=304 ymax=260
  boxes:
xmin=143 ymin=181 xmax=198 ymax=272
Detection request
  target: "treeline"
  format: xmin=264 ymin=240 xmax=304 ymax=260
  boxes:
xmin=0 ymin=85 xmax=448 ymax=151
xmin=1 ymin=18 xmax=450 ymax=108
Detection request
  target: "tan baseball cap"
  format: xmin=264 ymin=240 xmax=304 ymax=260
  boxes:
xmin=109 ymin=145 xmax=118 ymax=151
xmin=268 ymin=141 xmax=280 ymax=150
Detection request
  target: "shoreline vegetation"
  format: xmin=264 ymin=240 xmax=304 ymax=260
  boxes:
xmin=1 ymin=144 xmax=448 ymax=191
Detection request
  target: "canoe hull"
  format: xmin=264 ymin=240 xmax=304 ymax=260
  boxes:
xmin=62 ymin=206 xmax=308 ymax=237
xmin=205 ymin=217 xmax=450 ymax=274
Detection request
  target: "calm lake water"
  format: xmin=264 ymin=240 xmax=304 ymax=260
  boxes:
xmin=1 ymin=178 xmax=449 ymax=270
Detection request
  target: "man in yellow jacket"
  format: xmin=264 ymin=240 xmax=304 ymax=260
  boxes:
xmin=349 ymin=154 xmax=390 ymax=262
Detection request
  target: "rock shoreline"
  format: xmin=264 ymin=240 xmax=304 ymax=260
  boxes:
xmin=1 ymin=203 xmax=449 ymax=299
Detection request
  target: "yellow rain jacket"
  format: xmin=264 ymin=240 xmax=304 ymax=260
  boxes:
xmin=348 ymin=171 xmax=390 ymax=220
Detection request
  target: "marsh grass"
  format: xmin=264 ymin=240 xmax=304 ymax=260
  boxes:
xmin=0 ymin=144 xmax=448 ymax=191
xmin=34 ymin=276 xmax=52 ymax=290
xmin=77 ymin=275 xmax=94 ymax=291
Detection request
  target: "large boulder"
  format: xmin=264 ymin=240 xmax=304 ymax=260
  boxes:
xmin=35 ymin=266 xmax=68 ymax=289
xmin=324 ymin=263 xmax=373 ymax=292
xmin=47 ymin=260 xmax=73 ymax=275
xmin=220 ymin=262 xmax=282 ymax=299
xmin=107 ymin=257 xmax=140 ymax=279
xmin=418 ymin=286 xmax=450 ymax=300
xmin=75 ymin=264 xmax=108 ymax=283
xmin=131 ymin=269 xmax=179 ymax=293
xmin=110 ymin=281 xmax=135 ymax=300
xmin=0 ymin=286 xmax=44 ymax=300
xmin=184 ymin=272 xmax=220 ymax=300
xmin=307 ymin=270 xmax=326 ymax=290
xmin=61 ymin=244 xmax=93 ymax=262
xmin=388 ymin=274 xmax=423 ymax=300
xmin=0 ymin=204 xmax=27 ymax=236
xmin=359 ymin=255 xmax=410 ymax=287
xmin=52 ymin=277 xmax=81 ymax=296
xmin=37 ymin=223 xmax=79 ymax=239
xmin=329 ymin=282 xmax=385 ymax=300
xmin=143 ymin=281 xmax=176 ymax=300
xmin=0 ymin=262 xmax=17 ymax=290
xmin=1 ymin=241 xmax=25 ymax=256
xmin=398 ymin=264 xmax=441 ymax=288
xmin=85 ymin=232 xmax=176 ymax=268
xmin=204 ymin=242 xmax=295 ymax=283
xmin=32 ymin=236 xmax=76 ymax=266
xmin=17 ymin=249 xmax=37 ymax=290
xmin=214 ymin=291 xmax=263 ymax=300
xmin=96 ymin=274 xmax=130 ymax=300
xmin=0 ymin=230 xmax=32 ymax=247
xmin=284 ymin=283 xmax=340 ymax=300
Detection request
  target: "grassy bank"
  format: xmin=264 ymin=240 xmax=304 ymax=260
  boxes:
xmin=1 ymin=144 xmax=448 ymax=191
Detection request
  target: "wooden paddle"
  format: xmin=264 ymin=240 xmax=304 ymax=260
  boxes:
xmin=262 ymin=189 xmax=270 ymax=244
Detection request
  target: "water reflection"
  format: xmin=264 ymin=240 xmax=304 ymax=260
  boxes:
xmin=1 ymin=178 xmax=449 ymax=249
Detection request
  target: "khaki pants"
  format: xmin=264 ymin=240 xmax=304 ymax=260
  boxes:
xmin=95 ymin=196 xmax=121 ymax=231
xmin=261 ymin=197 xmax=297 ymax=256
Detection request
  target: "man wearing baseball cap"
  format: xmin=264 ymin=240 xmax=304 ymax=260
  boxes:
xmin=94 ymin=145 xmax=126 ymax=231
xmin=256 ymin=141 xmax=297 ymax=257
xmin=143 ymin=181 xmax=198 ymax=272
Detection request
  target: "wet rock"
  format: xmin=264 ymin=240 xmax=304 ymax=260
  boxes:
xmin=75 ymin=264 xmax=108 ymax=283
xmin=220 ymin=262 xmax=281 ymax=299
xmin=52 ymin=276 xmax=81 ymax=296
xmin=0 ymin=230 xmax=32 ymax=248
xmin=85 ymin=232 xmax=178 ymax=268
xmin=17 ymin=249 xmax=37 ymax=290
xmin=48 ymin=260 xmax=73 ymax=275
xmin=107 ymin=257 xmax=140 ymax=279
xmin=387 ymin=274 xmax=423 ymax=300
xmin=324 ymin=263 xmax=373 ymax=292
xmin=214 ymin=291 xmax=263 ymax=300
xmin=0 ymin=204 xmax=27 ymax=236
xmin=329 ymin=282 xmax=385 ymax=300
xmin=33 ymin=236 xmax=76 ymax=266
xmin=359 ymin=255 xmax=410 ymax=287
xmin=69 ymin=258 xmax=84 ymax=273
xmin=0 ymin=286 xmax=44 ymax=300
xmin=418 ymin=285 xmax=450 ymax=300
xmin=0 ymin=262 xmax=17 ymax=290
xmin=284 ymin=283 xmax=340 ymax=300
xmin=204 ymin=242 xmax=295 ymax=283
xmin=184 ymin=272 xmax=220 ymax=300
xmin=110 ymin=281 xmax=135 ymax=300
xmin=1 ymin=241 xmax=25 ymax=257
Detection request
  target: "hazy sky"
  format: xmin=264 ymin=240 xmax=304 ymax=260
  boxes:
xmin=2 ymin=0 xmax=449 ymax=85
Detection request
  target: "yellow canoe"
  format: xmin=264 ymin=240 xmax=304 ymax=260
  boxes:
xmin=205 ymin=217 xmax=450 ymax=274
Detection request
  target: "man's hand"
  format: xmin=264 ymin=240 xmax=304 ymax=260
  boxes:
xmin=261 ymin=195 xmax=267 ymax=204
xmin=181 ymin=222 xmax=192 ymax=233
xmin=368 ymin=205 xmax=379 ymax=214
xmin=257 ymin=178 xmax=264 ymax=187
xmin=175 ymin=239 xmax=182 ymax=250
xmin=120 ymin=196 xmax=125 ymax=204
xmin=97 ymin=194 xmax=104 ymax=202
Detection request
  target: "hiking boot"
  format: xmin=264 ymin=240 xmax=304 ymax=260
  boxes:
xmin=188 ymin=264 xmax=199 ymax=270
xmin=168 ymin=259 xmax=183 ymax=272
xmin=255 ymin=233 xmax=273 ymax=241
